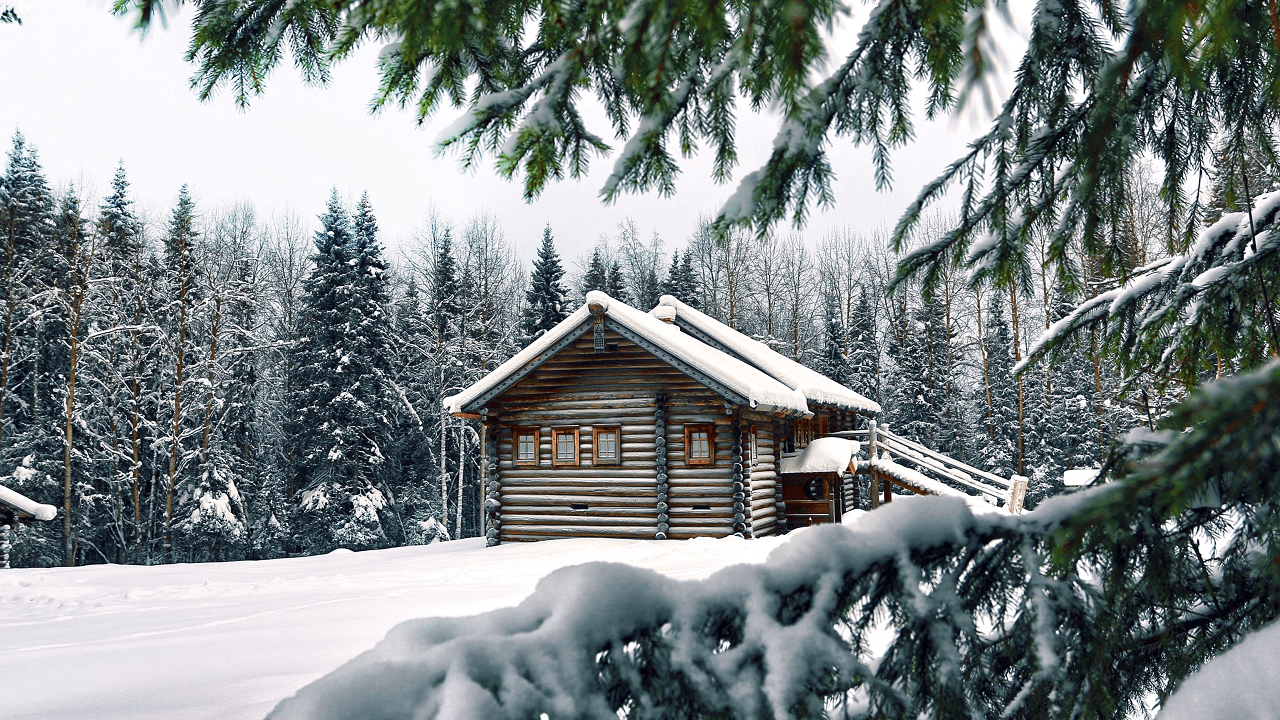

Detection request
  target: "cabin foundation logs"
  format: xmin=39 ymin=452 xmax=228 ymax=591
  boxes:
xmin=654 ymin=393 xmax=669 ymax=540
xmin=484 ymin=415 xmax=501 ymax=547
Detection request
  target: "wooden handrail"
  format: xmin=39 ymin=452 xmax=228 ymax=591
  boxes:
xmin=850 ymin=424 xmax=1025 ymax=512
xmin=876 ymin=426 xmax=1013 ymax=488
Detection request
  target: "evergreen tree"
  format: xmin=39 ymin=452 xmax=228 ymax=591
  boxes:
xmin=291 ymin=190 xmax=397 ymax=553
xmin=922 ymin=296 xmax=967 ymax=460
xmin=580 ymin=248 xmax=607 ymax=300
xmin=519 ymin=225 xmax=567 ymax=343
xmin=605 ymin=261 xmax=628 ymax=302
xmin=676 ymin=250 xmax=699 ymax=308
xmin=158 ymin=186 xmax=202 ymax=562
xmin=974 ymin=295 xmax=1019 ymax=479
xmin=0 ymin=132 xmax=53 ymax=447
xmin=429 ymin=229 xmax=460 ymax=351
xmin=98 ymin=163 xmax=142 ymax=265
xmin=815 ymin=293 xmax=849 ymax=387
xmin=4 ymin=182 xmax=79 ymax=568
xmin=883 ymin=309 xmax=933 ymax=447
xmin=844 ymin=287 xmax=879 ymax=408
xmin=1027 ymin=289 xmax=1103 ymax=508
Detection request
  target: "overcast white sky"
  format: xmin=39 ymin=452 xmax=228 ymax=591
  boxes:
xmin=0 ymin=1 xmax=1019 ymax=263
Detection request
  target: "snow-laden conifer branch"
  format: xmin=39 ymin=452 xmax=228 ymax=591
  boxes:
xmin=1016 ymin=191 xmax=1280 ymax=379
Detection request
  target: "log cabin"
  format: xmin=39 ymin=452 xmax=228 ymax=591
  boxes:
xmin=445 ymin=291 xmax=881 ymax=545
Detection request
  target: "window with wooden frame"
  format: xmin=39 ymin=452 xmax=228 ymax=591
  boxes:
xmin=553 ymin=427 xmax=580 ymax=466
xmin=593 ymin=426 xmax=620 ymax=465
xmin=514 ymin=427 xmax=539 ymax=465
xmin=749 ymin=426 xmax=759 ymax=467
xmin=684 ymin=424 xmax=714 ymax=465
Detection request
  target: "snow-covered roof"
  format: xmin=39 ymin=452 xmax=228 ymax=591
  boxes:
xmin=0 ymin=484 xmax=57 ymax=522
xmin=445 ymin=292 xmax=810 ymax=415
xmin=778 ymin=437 xmax=860 ymax=474
xmin=653 ymin=295 xmax=882 ymax=414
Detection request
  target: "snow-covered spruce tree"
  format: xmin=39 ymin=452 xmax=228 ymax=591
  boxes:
xmin=291 ymin=190 xmax=397 ymax=553
xmin=919 ymin=294 xmax=968 ymax=460
xmin=1042 ymin=290 xmax=1104 ymax=475
xmin=973 ymin=293 xmax=1019 ymax=480
xmin=659 ymin=248 xmax=700 ymax=309
xmin=579 ymin=247 xmax=607 ymax=301
xmin=74 ymin=163 xmax=149 ymax=566
xmin=814 ymin=292 xmax=850 ymax=387
xmin=0 ymin=132 xmax=53 ymax=452
xmin=519 ymin=225 xmax=567 ymax=344
xmin=153 ymin=186 xmax=205 ymax=561
xmin=1 ymin=141 xmax=63 ymax=567
xmin=844 ymin=286 xmax=880 ymax=409
xmin=882 ymin=303 xmax=934 ymax=449
xmin=23 ymin=185 xmax=101 ymax=568
xmin=605 ymin=261 xmax=628 ymax=303
xmin=0 ymin=135 xmax=61 ymax=565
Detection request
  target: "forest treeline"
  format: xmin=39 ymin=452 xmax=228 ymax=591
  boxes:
xmin=2 ymin=131 xmax=1185 ymax=567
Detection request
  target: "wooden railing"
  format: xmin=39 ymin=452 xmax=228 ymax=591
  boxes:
xmin=844 ymin=422 xmax=1028 ymax=513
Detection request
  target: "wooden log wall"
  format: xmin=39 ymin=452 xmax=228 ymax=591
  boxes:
xmin=746 ymin=417 xmax=779 ymax=537
xmin=663 ymin=393 xmax=738 ymax=539
xmin=489 ymin=330 xmax=734 ymax=542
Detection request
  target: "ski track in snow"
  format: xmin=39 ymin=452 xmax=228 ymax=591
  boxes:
xmin=0 ymin=535 xmax=789 ymax=720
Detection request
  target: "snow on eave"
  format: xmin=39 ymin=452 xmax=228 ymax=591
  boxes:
xmin=0 ymin=484 xmax=57 ymax=522
xmin=778 ymin=437 xmax=860 ymax=474
xmin=655 ymin=295 xmax=882 ymax=415
xmin=445 ymin=293 xmax=810 ymax=416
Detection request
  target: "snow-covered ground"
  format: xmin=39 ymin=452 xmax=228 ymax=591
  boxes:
xmin=0 ymin=535 xmax=790 ymax=720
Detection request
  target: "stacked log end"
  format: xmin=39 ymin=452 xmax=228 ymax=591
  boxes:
xmin=484 ymin=417 xmax=502 ymax=547
xmin=654 ymin=393 xmax=669 ymax=540
xmin=732 ymin=414 xmax=748 ymax=537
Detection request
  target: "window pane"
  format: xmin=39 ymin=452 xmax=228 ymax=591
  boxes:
xmin=691 ymin=430 xmax=709 ymax=458
xmin=517 ymin=432 xmax=535 ymax=461
xmin=556 ymin=432 xmax=575 ymax=460
xmin=597 ymin=431 xmax=617 ymax=459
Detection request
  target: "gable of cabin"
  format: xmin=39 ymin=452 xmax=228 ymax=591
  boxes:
xmin=480 ymin=326 xmax=789 ymax=542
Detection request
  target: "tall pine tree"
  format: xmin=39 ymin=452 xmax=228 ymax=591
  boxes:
xmin=520 ymin=225 xmax=567 ymax=343
xmin=292 ymin=190 xmax=397 ymax=553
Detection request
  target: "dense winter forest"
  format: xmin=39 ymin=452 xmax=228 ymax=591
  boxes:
xmin=3 ymin=129 xmax=1212 ymax=568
